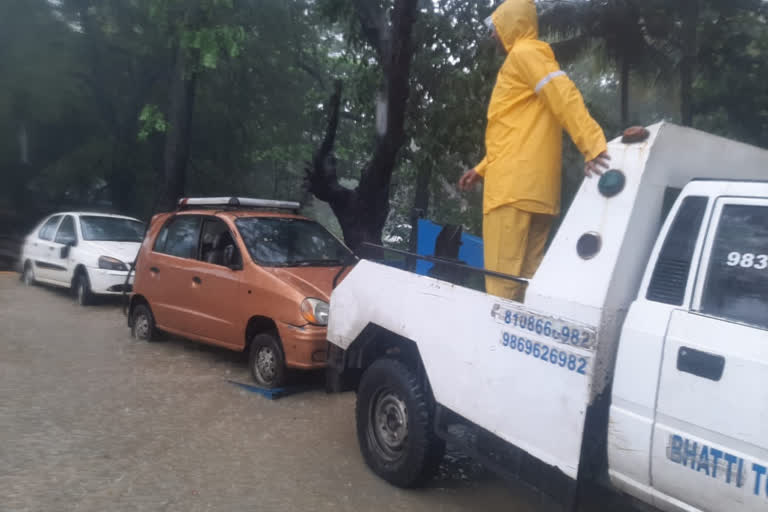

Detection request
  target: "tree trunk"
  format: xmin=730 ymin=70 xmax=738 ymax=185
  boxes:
xmin=305 ymin=0 xmax=419 ymax=254
xmin=406 ymin=164 xmax=430 ymax=268
xmin=160 ymin=44 xmax=198 ymax=212
xmin=620 ymin=53 xmax=630 ymax=127
xmin=680 ymin=0 xmax=699 ymax=126
xmin=408 ymin=165 xmax=430 ymax=252
xmin=108 ymin=118 xmax=140 ymax=213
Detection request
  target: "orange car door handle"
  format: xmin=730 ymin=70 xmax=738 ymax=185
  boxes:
xmin=150 ymin=266 xmax=159 ymax=274
xmin=192 ymin=276 xmax=202 ymax=285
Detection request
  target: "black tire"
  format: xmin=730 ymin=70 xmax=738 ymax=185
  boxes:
xmin=131 ymin=303 xmax=159 ymax=341
xmin=248 ymin=333 xmax=286 ymax=389
xmin=73 ymin=271 xmax=93 ymax=306
xmin=22 ymin=261 xmax=36 ymax=286
xmin=355 ymin=358 xmax=445 ymax=488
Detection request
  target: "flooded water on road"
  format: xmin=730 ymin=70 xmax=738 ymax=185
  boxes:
xmin=0 ymin=275 xmax=560 ymax=511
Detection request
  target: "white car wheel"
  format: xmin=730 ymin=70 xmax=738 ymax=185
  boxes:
xmin=22 ymin=262 xmax=35 ymax=286
xmin=73 ymin=273 xmax=92 ymax=306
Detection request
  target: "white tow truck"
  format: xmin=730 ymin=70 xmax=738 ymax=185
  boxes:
xmin=325 ymin=123 xmax=768 ymax=512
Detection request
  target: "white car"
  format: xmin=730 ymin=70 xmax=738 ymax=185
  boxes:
xmin=20 ymin=212 xmax=145 ymax=305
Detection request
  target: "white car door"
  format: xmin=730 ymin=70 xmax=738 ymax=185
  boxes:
xmin=33 ymin=215 xmax=63 ymax=282
xmin=51 ymin=215 xmax=78 ymax=286
xmin=651 ymin=197 xmax=768 ymax=512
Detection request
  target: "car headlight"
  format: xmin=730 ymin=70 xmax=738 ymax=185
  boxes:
xmin=98 ymin=256 xmax=128 ymax=271
xmin=301 ymin=298 xmax=329 ymax=326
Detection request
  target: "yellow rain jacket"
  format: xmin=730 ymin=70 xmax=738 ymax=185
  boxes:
xmin=475 ymin=0 xmax=607 ymax=215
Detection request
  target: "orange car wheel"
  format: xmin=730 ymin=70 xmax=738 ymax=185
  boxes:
xmin=249 ymin=333 xmax=286 ymax=389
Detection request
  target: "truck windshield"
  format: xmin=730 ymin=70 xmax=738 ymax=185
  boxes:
xmin=235 ymin=217 xmax=351 ymax=266
xmin=80 ymin=216 xmax=144 ymax=242
xmin=701 ymin=204 xmax=768 ymax=330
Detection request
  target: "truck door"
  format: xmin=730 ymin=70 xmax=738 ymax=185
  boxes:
xmin=652 ymin=197 xmax=768 ymax=511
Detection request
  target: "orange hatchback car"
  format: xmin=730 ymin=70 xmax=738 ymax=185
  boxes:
xmin=128 ymin=197 xmax=354 ymax=388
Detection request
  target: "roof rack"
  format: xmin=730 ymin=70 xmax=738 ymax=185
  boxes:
xmin=178 ymin=197 xmax=301 ymax=211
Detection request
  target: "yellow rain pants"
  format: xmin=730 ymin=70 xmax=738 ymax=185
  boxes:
xmin=483 ymin=205 xmax=552 ymax=301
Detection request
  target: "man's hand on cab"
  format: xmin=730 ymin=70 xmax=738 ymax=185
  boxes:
xmin=585 ymin=151 xmax=611 ymax=178
xmin=458 ymin=168 xmax=483 ymax=191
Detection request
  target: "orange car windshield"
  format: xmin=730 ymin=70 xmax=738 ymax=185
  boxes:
xmin=235 ymin=217 xmax=351 ymax=267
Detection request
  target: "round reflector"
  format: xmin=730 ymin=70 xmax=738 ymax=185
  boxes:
xmin=577 ymin=232 xmax=602 ymax=260
xmin=622 ymin=126 xmax=650 ymax=143
xmin=598 ymin=170 xmax=626 ymax=198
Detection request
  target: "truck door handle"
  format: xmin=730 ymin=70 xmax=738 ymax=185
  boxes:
xmin=677 ymin=347 xmax=725 ymax=382
xmin=150 ymin=267 xmax=159 ymax=274
xmin=192 ymin=276 xmax=202 ymax=285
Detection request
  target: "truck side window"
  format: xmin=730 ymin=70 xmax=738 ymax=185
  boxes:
xmin=700 ymin=204 xmax=768 ymax=330
xmin=646 ymin=196 xmax=708 ymax=305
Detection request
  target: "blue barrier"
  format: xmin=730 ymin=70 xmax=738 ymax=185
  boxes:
xmin=415 ymin=219 xmax=484 ymax=275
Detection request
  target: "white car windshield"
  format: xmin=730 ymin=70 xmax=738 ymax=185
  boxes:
xmin=80 ymin=216 xmax=144 ymax=242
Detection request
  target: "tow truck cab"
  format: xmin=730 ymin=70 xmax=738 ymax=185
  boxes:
xmin=326 ymin=123 xmax=768 ymax=512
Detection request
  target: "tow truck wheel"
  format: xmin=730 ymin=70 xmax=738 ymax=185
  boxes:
xmin=356 ymin=358 xmax=445 ymax=488
xmin=249 ymin=333 xmax=286 ymax=389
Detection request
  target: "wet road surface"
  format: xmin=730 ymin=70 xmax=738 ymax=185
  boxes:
xmin=0 ymin=274 xmax=562 ymax=512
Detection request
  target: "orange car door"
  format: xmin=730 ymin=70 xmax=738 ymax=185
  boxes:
xmin=144 ymin=214 xmax=202 ymax=336
xmin=182 ymin=217 xmax=245 ymax=348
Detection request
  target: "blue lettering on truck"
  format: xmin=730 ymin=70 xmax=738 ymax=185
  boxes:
xmin=668 ymin=434 xmax=768 ymax=497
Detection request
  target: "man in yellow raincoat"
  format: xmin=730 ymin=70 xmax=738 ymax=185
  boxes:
xmin=459 ymin=0 xmax=610 ymax=300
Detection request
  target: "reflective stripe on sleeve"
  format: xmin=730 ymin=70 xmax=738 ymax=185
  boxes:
xmin=534 ymin=71 xmax=566 ymax=94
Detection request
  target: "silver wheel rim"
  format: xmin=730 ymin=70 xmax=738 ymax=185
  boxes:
xmin=134 ymin=313 xmax=150 ymax=339
xmin=254 ymin=346 xmax=277 ymax=384
xmin=369 ymin=389 xmax=408 ymax=462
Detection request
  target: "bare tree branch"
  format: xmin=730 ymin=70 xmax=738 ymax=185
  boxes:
xmin=352 ymin=0 xmax=387 ymax=61
xmin=305 ymin=0 xmax=420 ymax=250
xmin=364 ymin=0 xmax=419 ymax=187
xmin=305 ymin=80 xmax=352 ymax=207
xmin=296 ymin=60 xmax=326 ymax=88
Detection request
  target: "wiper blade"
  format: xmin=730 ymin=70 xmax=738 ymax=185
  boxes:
xmin=292 ymin=260 xmax=343 ymax=267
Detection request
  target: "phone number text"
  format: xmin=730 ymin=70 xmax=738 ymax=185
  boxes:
xmin=501 ymin=331 xmax=588 ymax=375
xmin=501 ymin=310 xmax=593 ymax=348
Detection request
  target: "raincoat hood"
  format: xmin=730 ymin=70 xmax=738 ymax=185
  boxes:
xmin=491 ymin=0 xmax=538 ymax=52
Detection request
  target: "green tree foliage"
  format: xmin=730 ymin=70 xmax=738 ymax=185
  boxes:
xmin=0 ymin=0 xmax=95 ymax=221
xmin=693 ymin=3 xmax=768 ymax=146
xmin=2 ymin=0 xmax=768 ymax=247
